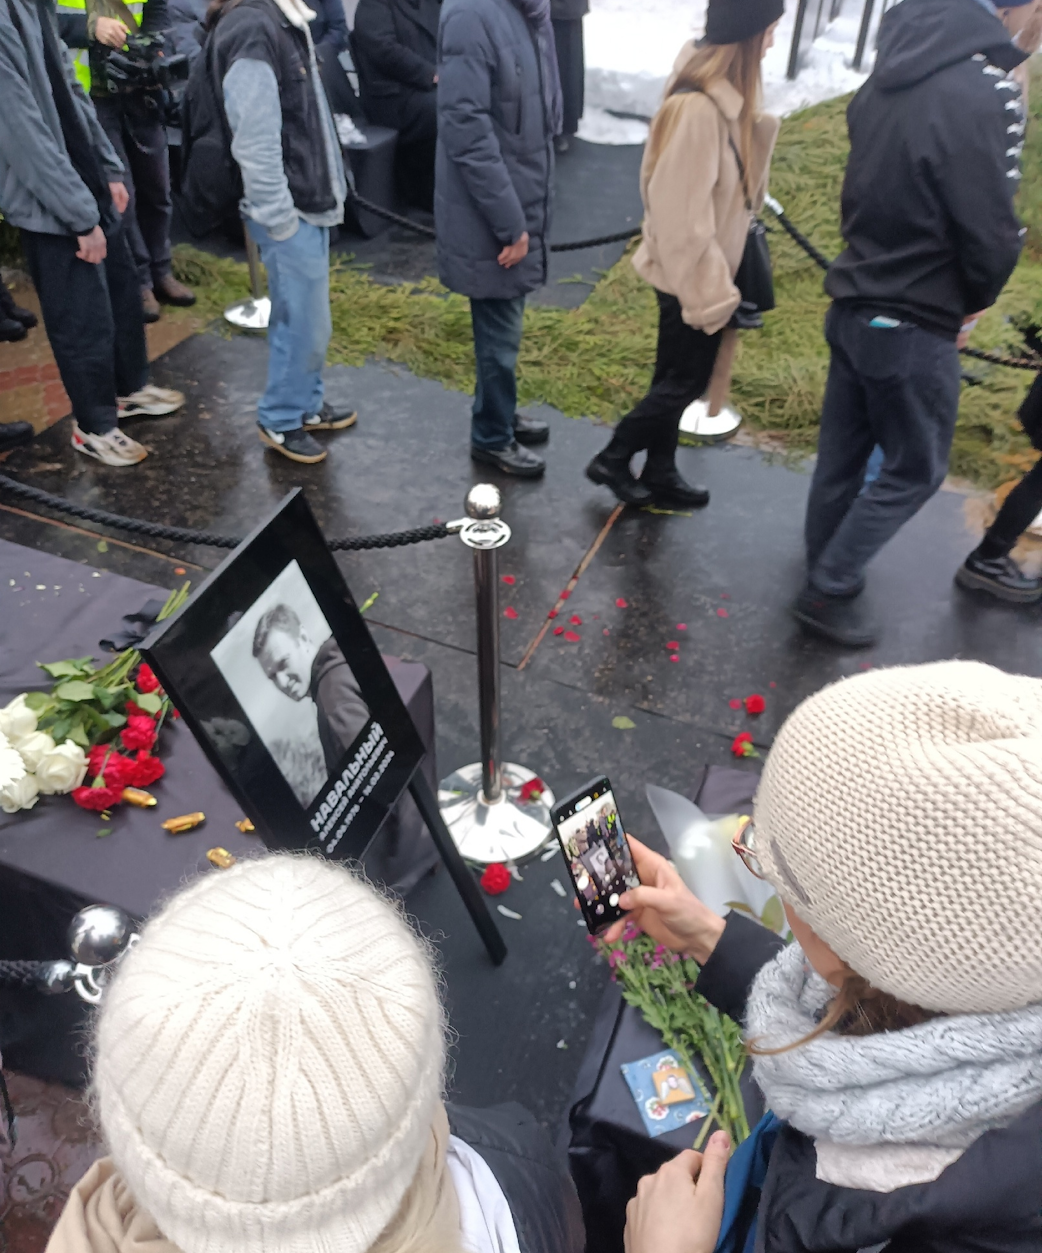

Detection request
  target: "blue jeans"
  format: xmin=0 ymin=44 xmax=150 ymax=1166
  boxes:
xmin=246 ymin=219 xmax=331 ymax=432
xmin=805 ymin=303 xmax=960 ymax=595
xmin=470 ymin=295 xmax=525 ymax=450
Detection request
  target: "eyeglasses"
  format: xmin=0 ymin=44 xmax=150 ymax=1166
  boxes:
xmin=730 ymin=815 xmax=765 ymax=880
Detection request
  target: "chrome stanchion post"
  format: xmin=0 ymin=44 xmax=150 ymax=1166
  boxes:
xmin=224 ymin=228 xmax=271 ymax=331
xmin=439 ymin=485 xmax=556 ymax=865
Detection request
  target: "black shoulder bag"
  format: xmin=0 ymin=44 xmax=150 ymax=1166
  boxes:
xmin=725 ymin=131 xmax=775 ymax=315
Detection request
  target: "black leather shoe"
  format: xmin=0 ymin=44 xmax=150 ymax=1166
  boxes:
xmin=0 ymin=287 xmax=37 ymax=329
xmin=0 ymin=317 xmax=27 ymax=343
xmin=514 ymin=412 xmax=549 ymax=445
xmin=0 ymin=421 xmax=34 ymax=453
xmin=955 ymin=551 xmax=1042 ymax=604
xmin=304 ymin=401 xmax=358 ymax=431
xmin=792 ymin=584 xmax=877 ymax=648
xmin=641 ymin=467 xmax=710 ymax=509
xmin=585 ymin=451 xmax=653 ymax=506
xmin=471 ymin=441 xmax=546 ymax=478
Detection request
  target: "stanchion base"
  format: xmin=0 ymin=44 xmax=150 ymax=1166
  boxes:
xmin=679 ymin=400 xmax=742 ymax=443
xmin=438 ymin=762 xmax=555 ymax=865
xmin=224 ymin=296 xmax=271 ymax=331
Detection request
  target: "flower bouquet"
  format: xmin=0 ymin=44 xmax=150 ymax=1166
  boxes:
xmin=595 ymin=922 xmax=751 ymax=1147
xmin=0 ymin=584 xmax=189 ymax=818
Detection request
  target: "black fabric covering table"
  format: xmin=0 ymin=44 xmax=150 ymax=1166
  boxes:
xmin=0 ymin=540 xmax=439 ymax=1084
xmin=564 ymin=766 xmax=764 ymax=1253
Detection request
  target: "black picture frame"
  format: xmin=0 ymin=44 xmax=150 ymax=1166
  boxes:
xmin=141 ymin=490 xmax=425 ymax=860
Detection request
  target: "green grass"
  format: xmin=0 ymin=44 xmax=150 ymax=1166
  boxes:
xmin=169 ymin=65 xmax=1041 ymax=490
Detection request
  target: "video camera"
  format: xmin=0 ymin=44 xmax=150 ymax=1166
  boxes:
xmin=104 ymin=31 xmax=189 ymax=94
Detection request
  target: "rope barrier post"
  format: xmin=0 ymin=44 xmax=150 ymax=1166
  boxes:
xmin=224 ymin=227 xmax=271 ymax=331
xmin=439 ymin=485 xmax=556 ymax=866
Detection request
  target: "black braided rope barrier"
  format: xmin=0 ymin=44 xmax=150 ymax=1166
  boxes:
xmin=0 ymin=473 xmax=454 ymax=551
xmin=0 ymin=960 xmax=49 ymax=991
xmin=347 ymin=189 xmax=641 ymax=252
xmin=765 ymin=204 xmax=1042 ymax=372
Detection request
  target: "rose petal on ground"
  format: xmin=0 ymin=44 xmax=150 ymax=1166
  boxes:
xmin=548 ymin=609 xmax=558 ymax=619
xmin=615 ymin=597 xmax=628 ymax=608
xmin=570 ymin=614 xmax=582 ymax=625
xmin=721 ymin=593 xmax=731 ymax=599
xmin=553 ymin=626 xmax=565 ymax=635
xmin=501 ymin=575 xmax=516 ymax=584
xmin=666 ymin=640 xmax=679 ymax=650
xmin=717 ymin=608 xmax=729 ymax=618
xmin=677 ymin=623 xmax=687 ymax=630
xmin=769 ymin=681 xmax=777 ymax=688
xmin=729 ymin=698 xmax=742 ymax=709
xmin=564 ymin=630 xmax=581 ymax=642
xmin=560 ymin=589 xmax=571 ymax=600
xmin=603 ymin=628 xmax=611 ymax=635
xmin=669 ymin=654 xmax=679 ymax=663
xmin=503 ymin=606 xmax=519 ymax=619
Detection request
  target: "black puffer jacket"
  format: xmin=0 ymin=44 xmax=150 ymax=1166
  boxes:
xmin=824 ymin=0 xmax=1027 ymax=339
xmin=696 ymin=914 xmax=1042 ymax=1252
xmin=352 ymin=0 xmax=440 ymax=103
xmin=447 ymin=1102 xmax=585 ymax=1253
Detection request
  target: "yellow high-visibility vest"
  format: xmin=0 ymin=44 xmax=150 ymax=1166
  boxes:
xmin=57 ymin=0 xmax=147 ymax=92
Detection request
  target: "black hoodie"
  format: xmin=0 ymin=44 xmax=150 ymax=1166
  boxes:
xmin=824 ymin=0 xmax=1027 ymax=338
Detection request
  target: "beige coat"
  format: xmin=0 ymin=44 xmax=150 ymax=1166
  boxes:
xmin=632 ymin=44 xmax=780 ymax=335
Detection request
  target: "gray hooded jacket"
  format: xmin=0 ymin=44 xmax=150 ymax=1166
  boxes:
xmin=0 ymin=0 xmax=123 ymax=237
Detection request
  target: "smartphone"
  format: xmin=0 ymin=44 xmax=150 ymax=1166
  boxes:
xmin=552 ymin=776 xmax=640 ymax=934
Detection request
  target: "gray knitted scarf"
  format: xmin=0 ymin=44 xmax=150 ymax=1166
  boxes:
xmin=745 ymin=943 xmax=1042 ymax=1191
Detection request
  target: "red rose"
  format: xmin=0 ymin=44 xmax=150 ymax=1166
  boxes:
xmin=121 ymin=715 xmax=157 ymax=752
xmin=87 ymin=747 xmax=135 ymax=788
xmin=72 ymin=783 xmax=124 ymax=811
xmin=731 ymin=732 xmax=758 ymax=759
xmin=125 ymin=699 xmax=159 ymax=721
xmin=127 ymin=752 xmax=165 ymax=787
xmin=519 ymin=777 xmax=545 ymax=803
xmin=480 ymin=863 xmax=511 ymax=895
xmin=136 ymin=663 xmax=161 ymax=694
xmin=744 ymin=694 xmax=766 ymax=715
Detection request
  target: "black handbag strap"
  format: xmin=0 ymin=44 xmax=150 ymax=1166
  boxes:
xmin=672 ymin=84 xmax=753 ymax=212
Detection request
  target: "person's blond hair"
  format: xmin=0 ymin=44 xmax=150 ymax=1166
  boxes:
xmin=645 ymin=33 xmax=767 ymax=181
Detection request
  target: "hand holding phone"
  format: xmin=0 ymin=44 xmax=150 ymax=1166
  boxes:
xmin=553 ymin=776 xmax=640 ymax=933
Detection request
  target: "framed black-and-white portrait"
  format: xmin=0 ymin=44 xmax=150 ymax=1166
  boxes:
xmin=143 ymin=491 xmax=425 ymax=858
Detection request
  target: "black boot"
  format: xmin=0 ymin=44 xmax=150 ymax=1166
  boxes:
xmin=0 ymin=280 xmax=37 ymax=330
xmin=0 ymin=421 xmax=34 ymax=453
xmin=471 ymin=441 xmax=546 ymax=478
xmin=513 ymin=412 xmax=549 ymax=446
xmin=0 ymin=317 xmax=27 ymax=343
xmin=955 ymin=549 xmax=1042 ymax=604
xmin=586 ymin=445 xmax=653 ymax=506
xmin=792 ymin=583 xmax=877 ymax=648
xmin=641 ymin=465 xmax=710 ymax=509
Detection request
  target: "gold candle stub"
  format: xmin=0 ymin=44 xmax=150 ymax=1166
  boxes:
xmin=234 ymin=817 xmax=255 ymax=833
xmin=122 ymin=787 xmax=157 ymax=808
xmin=207 ymin=847 xmax=236 ymax=869
xmin=161 ymin=812 xmax=206 ymax=834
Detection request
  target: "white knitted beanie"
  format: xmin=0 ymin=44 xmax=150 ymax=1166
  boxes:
xmin=93 ymin=855 xmax=445 ymax=1253
xmin=753 ymin=660 xmax=1042 ymax=1015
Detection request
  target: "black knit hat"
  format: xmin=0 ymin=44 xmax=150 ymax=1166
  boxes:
xmin=705 ymin=0 xmax=784 ymax=45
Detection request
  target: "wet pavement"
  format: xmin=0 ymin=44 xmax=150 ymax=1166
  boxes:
xmin=2 ymin=328 xmax=1040 ymax=1131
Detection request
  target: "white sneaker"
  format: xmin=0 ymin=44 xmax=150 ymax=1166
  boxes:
xmin=71 ymin=423 xmax=148 ymax=466
xmin=118 ymin=384 xmax=186 ymax=418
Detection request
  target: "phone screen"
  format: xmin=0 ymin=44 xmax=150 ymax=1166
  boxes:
xmin=553 ymin=777 xmax=639 ymax=933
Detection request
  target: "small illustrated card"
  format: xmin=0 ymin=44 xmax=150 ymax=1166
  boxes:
xmin=620 ymin=1050 xmax=709 ymax=1138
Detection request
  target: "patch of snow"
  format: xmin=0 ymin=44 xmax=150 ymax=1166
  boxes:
xmin=581 ymin=0 xmax=883 ymax=144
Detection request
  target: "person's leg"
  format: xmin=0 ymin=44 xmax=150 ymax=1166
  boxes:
xmin=105 ymin=221 xmax=150 ymax=399
xmin=20 ymin=229 xmax=147 ymax=465
xmin=954 ymin=458 xmax=1042 ymax=602
xmin=470 ymin=296 xmax=525 ymax=450
xmin=249 ymin=219 xmax=331 ymax=441
xmin=20 ymin=229 xmax=118 ymax=435
xmin=590 ymin=292 xmax=718 ymax=504
xmin=95 ymin=98 xmax=152 ymax=289
xmin=124 ymin=102 xmax=174 ymax=288
xmin=803 ymin=308 xmax=874 ymax=572
xmin=810 ymin=315 xmax=961 ymax=596
xmin=552 ymin=18 xmax=584 ymax=140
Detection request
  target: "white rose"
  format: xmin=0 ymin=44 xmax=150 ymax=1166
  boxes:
xmin=0 ymin=772 xmax=40 ymax=813
xmin=35 ymin=740 xmax=89 ymax=795
xmin=0 ymin=694 xmax=37 ymax=742
xmin=16 ymin=730 xmax=57 ymax=773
